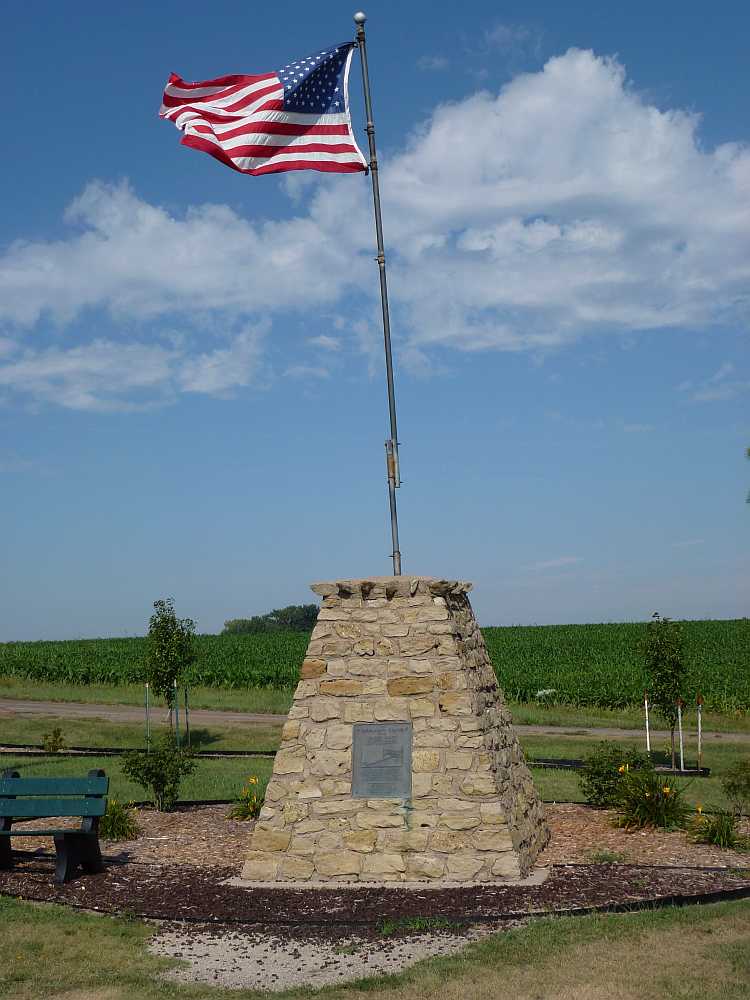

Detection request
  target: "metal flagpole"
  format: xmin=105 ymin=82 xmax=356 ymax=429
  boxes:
xmin=354 ymin=11 xmax=403 ymax=576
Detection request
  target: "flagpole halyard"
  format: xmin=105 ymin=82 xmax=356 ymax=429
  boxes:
xmin=354 ymin=10 xmax=403 ymax=576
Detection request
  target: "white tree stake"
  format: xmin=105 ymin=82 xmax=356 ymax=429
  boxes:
xmin=644 ymin=691 xmax=651 ymax=753
xmin=677 ymin=699 xmax=685 ymax=772
xmin=697 ymin=695 xmax=703 ymax=772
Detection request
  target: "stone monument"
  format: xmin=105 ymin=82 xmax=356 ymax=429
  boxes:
xmin=242 ymin=576 xmax=549 ymax=883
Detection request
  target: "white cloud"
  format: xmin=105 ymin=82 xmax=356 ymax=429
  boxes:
xmin=0 ymin=48 xmax=749 ymax=409
xmin=307 ymin=335 xmax=341 ymax=351
xmin=417 ymin=55 xmax=449 ymax=72
xmin=527 ymin=556 xmax=583 ymax=571
xmin=283 ymin=365 xmax=330 ymax=380
xmin=683 ymin=361 xmax=749 ymax=402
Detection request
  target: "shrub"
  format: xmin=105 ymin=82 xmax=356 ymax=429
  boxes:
xmin=122 ymin=735 xmax=196 ymax=811
xmin=690 ymin=809 xmax=744 ymax=849
xmin=144 ymin=598 xmax=197 ymax=711
xmin=722 ymin=760 xmax=750 ymax=817
xmin=41 ymin=727 xmax=65 ymax=753
xmin=227 ymin=775 xmax=265 ymax=820
xmin=100 ymin=798 xmax=140 ymax=841
xmin=614 ymin=770 xmax=692 ymax=830
xmin=642 ymin=613 xmax=685 ymax=768
xmin=579 ymin=741 xmax=654 ymax=808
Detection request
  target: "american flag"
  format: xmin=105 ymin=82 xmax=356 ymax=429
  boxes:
xmin=159 ymin=42 xmax=368 ymax=176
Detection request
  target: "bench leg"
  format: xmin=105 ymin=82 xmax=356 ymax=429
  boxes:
xmin=80 ymin=835 xmax=104 ymax=874
xmin=0 ymin=836 xmax=12 ymax=871
xmin=53 ymin=834 xmax=104 ymax=883
xmin=53 ymin=834 xmax=80 ymax=883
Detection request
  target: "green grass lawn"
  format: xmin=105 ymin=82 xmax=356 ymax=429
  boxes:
xmin=1 ymin=895 xmax=749 ymax=1000
xmin=1 ymin=728 xmax=743 ymax=810
xmin=2 ymin=675 xmax=748 ymax=734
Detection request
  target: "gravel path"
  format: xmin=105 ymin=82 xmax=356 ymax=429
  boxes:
xmin=2 ymin=698 xmax=747 ymax=743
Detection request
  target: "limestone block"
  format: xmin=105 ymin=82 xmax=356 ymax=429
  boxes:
xmin=412 ymin=750 xmax=441 ymax=772
xmin=399 ymin=636 xmax=439 ymax=657
xmin=281 ymin=721 xmax=301 ymax=741
xmin=295 ymin=819 xmax=326 ymax=834
xmin=491 ymin=854 xmax=521 ymax=877
xmin=414 ymin=731 xmax=451 ymax=748
xmin=242 ymin=851 xmax=280 ymax=880
xmin=410 ymin=812 xmax=439 ymax=828
xmin=319 ymin=679 xmax=364 ymax=697
xmin=429 ymin=830 xmax=467 ymax=853
xmin=445 ymin=751 xmax=474 ymax=770
xmin=282 ymin=802 xmax=309 ymax=824
xmin=382 ymin=830 xmax=429 ymax=851
xmin=446 ymin=856 xmax=484 ymax=880
xmin=309 ymin=699 xmax=342 ymax=722
xmin=460 ymin=774 xmax=498 ymax=796
xmin=343 ymin=702 xmax=375 ymax=723
xmin=411 ymin=773 xmax=433 ymax=797
xmin=455 ymin=734 xmax=484 ymax=750
xmin=362 ymin=853 xmax=406 ymax=875
xmin=387 ymin=676 xmax=435 ymax=696
xmin=438 ymin=693 xmax=473 ymax=716
xmin=326 ymin=724 xmax=353 ymax=749
xmin=274 ymin=749 xmax=306 ymax=775
xmin=288 ymin=705 xmax=309 ymax=720
xmin=322 ymin=639 xmax=354 ymax=657
xmin=251 ymin=828 xmax=292 ymax=852
xmin=360 ymin=679 xmax=388 ymax=695
xmin=309 ymin=749 xmax=351 ymax=777
xmin=315 ymin=851 xmax=362 ymax=876
xmin=346 ymin=660 xmax=387 ymax=678
xmin=297 ymin=783 xmax=323 ymax=799
xmin=280 ymin=856 xmax=315 ymax=880
xmin=264 ymin=780 xmax=291 ymax=803
xmin=343 ymin=830 xmax=378 ymax=852
xmin=407 ymin=854 xmax=446 ymax=878
xmin=479 ymin=802 xmax=507 ymax=825
xmin=320 ymin=779 xmax=351 ymax=795
xmin=438 ymin=798 xmax=478 ymax=813
xmin=289 ymin=835 xmax=317 ymax=856
xmin=317 ymin=832 xmax=343 ymax=851
xmin=442 ymin=813 xmax=481 ymax=831
xmin=352 ymin=638 xmax=375 ymax=656
xmin=300 ymin=658 xmax=327 ymax=679
xmin=312 ymin=799 xmax=360 ymax=817
xmin=409 ymin=698 xmax=436 ymax=719
xmin=373 ymin=701 xmax=410 ymax=721
xmin=334 ymin=622 xmax=362 ymax=639
xmin=356 ymin=809 xmax=405 ymax=829
xmin=381 ymin=624 xmax=410 ymax=637
xmin=301 ymin=726 xmax=325 ymax=749
xmin=473 ymin=830 xmax=514 ymax=852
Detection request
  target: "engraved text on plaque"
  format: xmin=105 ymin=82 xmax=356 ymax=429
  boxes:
xmin=352 ymin=722 xmax=412 ymax=799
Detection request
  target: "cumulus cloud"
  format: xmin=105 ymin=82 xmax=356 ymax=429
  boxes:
xmin=0 ymin=48 xmax=748 ymax=410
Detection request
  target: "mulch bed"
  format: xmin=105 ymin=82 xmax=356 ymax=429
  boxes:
xmin=2 ymin=803 xmax=749 ymax=929
xmin=1 ymin=856 xmax=749 ymax=927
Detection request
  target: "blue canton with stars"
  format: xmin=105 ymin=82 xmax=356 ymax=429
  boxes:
xmin=278 ymin=43 xmax=351 ymax=114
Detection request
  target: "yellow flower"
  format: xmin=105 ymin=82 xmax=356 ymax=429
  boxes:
xmin=618 ymin=764 xmax=628 ymax=774
xmin=662 ymin=786 xmax=671 ymax=796
xmin=696 ymin=804 xmax=703 ymax=815
xmin=248 ymin=776 xmax=259 ymax=785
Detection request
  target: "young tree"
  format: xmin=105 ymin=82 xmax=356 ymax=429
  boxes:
xmin=144 ymin=599 xmax=197 ymax=726
xmin=642 ymin=612 xmax=685 ymax=769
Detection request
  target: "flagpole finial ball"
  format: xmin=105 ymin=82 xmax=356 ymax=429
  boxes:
xmin=354 ymin=11 xmax=367 ymax=24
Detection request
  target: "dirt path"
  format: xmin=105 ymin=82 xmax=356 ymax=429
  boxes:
xmin=1 ymin=698 xmax=748 ymax=742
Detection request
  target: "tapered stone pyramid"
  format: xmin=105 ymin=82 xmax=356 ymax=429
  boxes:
xmin=242 ymin=576 xmax=549 ymax=883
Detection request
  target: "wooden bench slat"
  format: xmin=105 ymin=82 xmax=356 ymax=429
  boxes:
xmin=0 ymin=777 xmax=108 ymax=797
xmin=0 ymin=799 xmax=106 ymax=818
xmin=0 ymin=829 xmax=78 ymax=837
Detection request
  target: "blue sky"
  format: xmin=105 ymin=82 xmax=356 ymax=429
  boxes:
xmin=1 ymin=1 xmax=748 ymax=640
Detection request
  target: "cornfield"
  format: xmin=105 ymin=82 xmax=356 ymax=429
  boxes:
xmin=0 ymin=618 xmax=747 ymax=712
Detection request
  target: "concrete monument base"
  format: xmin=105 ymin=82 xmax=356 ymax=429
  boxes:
xmin=242 ymin=576 xmax=549 ymax=883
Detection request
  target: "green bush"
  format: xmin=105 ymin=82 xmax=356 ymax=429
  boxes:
xmin=41 ymin=727 xmax=65 ymax=753
xmin=722 ymin=760 xmax=750 ymax=817
xmin=615 ymin=770 xmax=692 ymax=830
xmin=100 ymin=798 xmax=140 ymax=841
xmin=122 ymin=735 xmax=196 ymax=811
xmin=690 ymin=810 xmax=745 ymax=849
xmin=227 ymin=774 xmax=266 ymax=820
xmin=579 ymin=741 xmax=653 ymax=808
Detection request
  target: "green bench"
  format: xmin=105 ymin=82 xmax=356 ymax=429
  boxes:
xmin=0 ymin=768 xmax=108 ymax=883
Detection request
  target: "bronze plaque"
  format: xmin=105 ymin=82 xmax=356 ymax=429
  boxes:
xmin=352 ymin=722 xmax=412 ymax=799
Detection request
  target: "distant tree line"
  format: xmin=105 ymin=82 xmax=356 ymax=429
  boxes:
xmin=222 ymin=603 xmax=319 ymax=635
